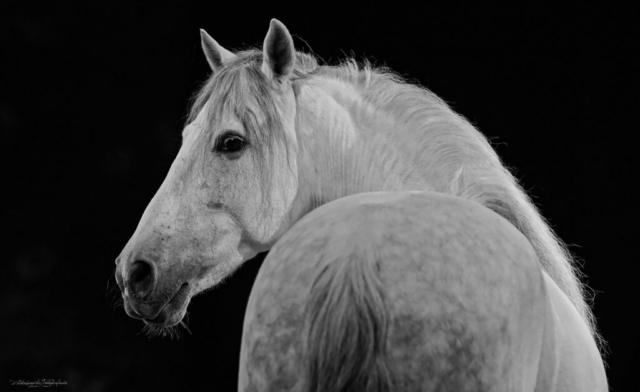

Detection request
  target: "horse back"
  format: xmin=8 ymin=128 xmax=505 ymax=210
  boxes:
xmin=239 ymin=192 xmax=561 ymax=391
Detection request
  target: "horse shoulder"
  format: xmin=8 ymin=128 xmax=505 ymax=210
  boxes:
xmin=539 ymin=271 xmax=608 ymax=392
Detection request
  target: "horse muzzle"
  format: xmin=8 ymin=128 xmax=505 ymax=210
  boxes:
xmin=123 ymin=282 xmax=191 ymax=326
xmin=116 ymin=255 xmax=191 ymax=327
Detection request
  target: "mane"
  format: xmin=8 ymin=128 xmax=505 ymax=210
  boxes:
xmin=325 ymin=59 xmax=600 ymax=349
xmin=186 ymin=48 xmax=601 ymax=350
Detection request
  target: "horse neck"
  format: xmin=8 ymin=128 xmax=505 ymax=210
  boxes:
xmin=293 ymin=77 xmax=438 ymax=210
xmin=288 ymin=72 xmax=600 ymax=347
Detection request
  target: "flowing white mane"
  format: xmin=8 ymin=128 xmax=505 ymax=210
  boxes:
xmin=311 ymin=55 xmax=599 ymax=348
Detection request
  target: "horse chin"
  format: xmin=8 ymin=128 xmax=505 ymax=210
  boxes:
xmin=143 ymin=283 xmax=191 ymax=328
xmin=143 ymin=308 xmax=187 ymax=328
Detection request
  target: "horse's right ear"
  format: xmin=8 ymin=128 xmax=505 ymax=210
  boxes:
xmin=200 ymin=29 xmax=236 ymax=72
xmin=261 ymin=19 xmax=295 ymax=81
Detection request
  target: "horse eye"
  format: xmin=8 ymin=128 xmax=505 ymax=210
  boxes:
xmin=215 ymin=133 xmax=246 ymax=154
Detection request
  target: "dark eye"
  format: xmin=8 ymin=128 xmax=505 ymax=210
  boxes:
xmin=215 ymin=133 xmax=247 ymax=154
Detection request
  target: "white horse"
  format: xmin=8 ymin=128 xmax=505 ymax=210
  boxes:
xmin=114 ymin=19 xmax=607 ymax=389
xmin=239 ymin=191 xmax=607 ymax=391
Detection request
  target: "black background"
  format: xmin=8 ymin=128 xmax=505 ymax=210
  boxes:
xmin=1 ymin=1 xmax=636 ymax=391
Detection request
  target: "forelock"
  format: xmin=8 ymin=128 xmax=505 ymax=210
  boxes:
xmin=188 ymin=51 xmax=278 ymax=144
xmin=187 ymin=49 xmax=320 ymax=129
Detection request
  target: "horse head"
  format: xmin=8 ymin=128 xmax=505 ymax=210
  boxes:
xmin=115 ymin=19 xmax=301 ymax=328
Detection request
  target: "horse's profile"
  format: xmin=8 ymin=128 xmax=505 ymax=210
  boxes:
xmin=114 ymin=19 xmax=607 ymax=389
xmin=240 ymin=191 xmax=606 ymax=391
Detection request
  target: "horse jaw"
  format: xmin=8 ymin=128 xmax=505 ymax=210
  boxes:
xmin=241 ymin=98 xmax=300 ymax=252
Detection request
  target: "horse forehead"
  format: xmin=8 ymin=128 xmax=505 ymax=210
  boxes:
xmin=190 ymin=97 xmax=246 ymax=139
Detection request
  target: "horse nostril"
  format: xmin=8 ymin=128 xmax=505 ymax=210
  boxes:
xmin=128 ymin=260 xmax=155 ymax=298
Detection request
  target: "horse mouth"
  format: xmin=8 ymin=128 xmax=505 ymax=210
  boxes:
xmin=144 ymin=283 xmax=190 ymax=327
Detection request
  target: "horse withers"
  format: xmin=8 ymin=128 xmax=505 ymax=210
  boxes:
xmin=239 ymin=191 xmax=606 ymax=391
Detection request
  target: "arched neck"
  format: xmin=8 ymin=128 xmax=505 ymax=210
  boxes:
xmin=290 ymin=78 xmax=429 ymax=215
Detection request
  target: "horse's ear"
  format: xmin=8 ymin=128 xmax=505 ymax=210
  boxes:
xmin=200 ymin=29 xmax=236 ymax=72
xmin=261 ymin=19 xmax=295 ymax=80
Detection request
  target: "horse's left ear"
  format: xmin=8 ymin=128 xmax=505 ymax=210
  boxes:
xmin=261 ymin=19 xmax=295 ymax=81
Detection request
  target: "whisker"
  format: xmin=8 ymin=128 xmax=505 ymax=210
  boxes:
xmin=138 ymin=320 xmax=188 ymax=340
xmin=106 ymin=272 xmax=124 ymax=312
xmin=179 ymin=320 xmax=192 ymax=335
